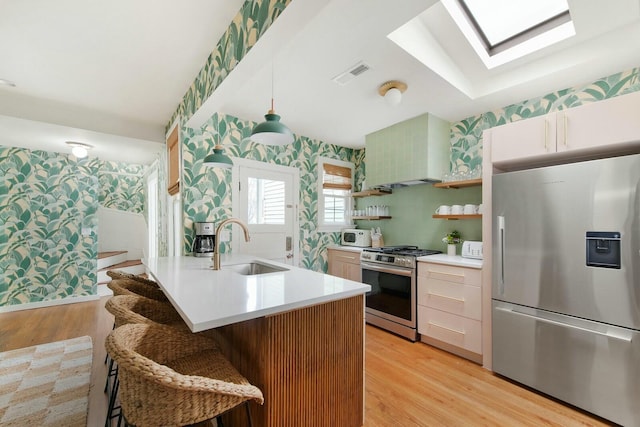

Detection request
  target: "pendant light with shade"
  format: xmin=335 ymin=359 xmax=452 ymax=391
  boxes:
xmin=203 ymin=143 xmax=233 ymax=169
xmin=250 ymin=64 xmax=294 ymax=146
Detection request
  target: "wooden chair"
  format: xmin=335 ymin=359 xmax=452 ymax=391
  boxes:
xmin=105 ymin=323 xmax=264 ymax=427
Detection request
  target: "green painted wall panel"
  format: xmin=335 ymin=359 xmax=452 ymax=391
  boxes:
xmin=366 ymin=113 xmax=450 ymax=187
xmin=355 ymin=185 xmax=482 ymax=252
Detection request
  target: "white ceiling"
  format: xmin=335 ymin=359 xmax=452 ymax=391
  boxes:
xmin=0 ymin=0 xmax=245 ymax=163
xmin=2 ymin=0 xmax=640 ymax=162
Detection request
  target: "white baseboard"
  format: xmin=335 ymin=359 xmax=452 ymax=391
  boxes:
xmin=0 ymin=294 xmax=100 ymax=313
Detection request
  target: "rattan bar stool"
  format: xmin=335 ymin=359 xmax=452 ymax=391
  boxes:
xmin=104 ymin=294 xmax=187 ymax=426
xmin=104 ymin=269 xmax=159 ymax=367
xmin=103 ymin=278 xmax=171 ymax=397
xmin=105 ymin=323 xmax=264 ymax=427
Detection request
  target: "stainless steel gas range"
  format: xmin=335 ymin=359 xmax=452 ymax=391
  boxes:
xmin=361 ymin=246 xmax=441 ymax=341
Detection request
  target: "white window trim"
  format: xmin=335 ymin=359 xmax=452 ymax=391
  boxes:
xmin=317 ymin=157 xmax=354 ymax=233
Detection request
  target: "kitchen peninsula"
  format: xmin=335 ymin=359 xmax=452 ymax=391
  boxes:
xmin=145 ymin=255 xmax=371 ymax=427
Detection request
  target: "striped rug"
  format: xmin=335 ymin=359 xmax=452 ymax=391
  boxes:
xmin=0 ymin=336 xmax=92 ymax=427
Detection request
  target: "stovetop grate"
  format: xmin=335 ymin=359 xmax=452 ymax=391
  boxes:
xmin=362 ymin=246 xmax=441 ymax=257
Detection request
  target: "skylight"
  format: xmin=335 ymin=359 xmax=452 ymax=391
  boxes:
xmin=442 ymin=0 xmax=575 ymax=68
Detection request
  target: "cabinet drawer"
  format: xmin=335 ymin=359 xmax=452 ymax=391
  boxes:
xmin=418 ymin=306 xmax=482 ymax=354
xmin=328 ymin=249 xmax=360 ymax=264
xmin=418 ymin=262 xmax=481 ymax=287
xmin=417 ymin=278 xmax=481 ymax=320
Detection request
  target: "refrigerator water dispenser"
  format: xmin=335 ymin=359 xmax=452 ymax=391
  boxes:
xmin=586 ymin=231 xmax=621 ymax=269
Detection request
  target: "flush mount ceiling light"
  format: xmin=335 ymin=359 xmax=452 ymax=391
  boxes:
xmin=65 ymin=141 xmax=92 ymax=158
xmin=203 ymin=144 xmax=233 ymax=169
xmin=250 ymin=64 xmax=294 ymax=146
xmin=378 ymin=80 xmax=407 ymax=107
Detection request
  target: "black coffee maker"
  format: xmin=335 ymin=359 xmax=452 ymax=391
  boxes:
xmin=192 ymin=222 xmax=215 ymax=257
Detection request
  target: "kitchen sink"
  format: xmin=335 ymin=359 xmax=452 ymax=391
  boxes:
xmin=227 ymin=261 xmax=288 ymax=276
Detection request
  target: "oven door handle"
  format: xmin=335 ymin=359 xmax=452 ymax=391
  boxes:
xmin=361 ymin=262 xmax=413 ymax=277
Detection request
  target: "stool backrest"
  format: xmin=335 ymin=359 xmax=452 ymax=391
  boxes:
xmin=108 ymin=278 xmax=168 ymax=302
xmin=105 ymin=294 xmax=183 ymax=328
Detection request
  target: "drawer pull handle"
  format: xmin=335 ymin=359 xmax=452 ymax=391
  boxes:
xmin=427 ymin=292 xmax=465 ymax=303
xmin=428 ymin=322 xmax=465 ymax=336
xmin=427 ymin=270 xmax=465 ymax=278
xmin=337 ymin=256 xmax=357 ymax=261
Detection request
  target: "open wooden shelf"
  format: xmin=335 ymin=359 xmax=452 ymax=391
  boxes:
xmin=352 ymin=216 xmax=392 ymax=220
xmin=432 ymin=214 xmax=482 ymax=220
xmin=352 ymin=189 xmax=392 ymax=197
xmin=433 ymin=178 xmax=482 ymax=189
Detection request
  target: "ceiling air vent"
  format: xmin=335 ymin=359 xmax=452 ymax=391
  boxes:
xmin=332 ymin=61 xmax=371 ymax=86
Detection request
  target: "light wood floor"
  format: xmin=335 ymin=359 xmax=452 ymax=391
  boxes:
xmin=0 ymin=298 xmax=113 ymax=427
xmin=0 ymin=298 xmax=614 ymax=426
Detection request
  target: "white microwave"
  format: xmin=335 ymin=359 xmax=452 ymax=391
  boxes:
xmin=341 ymin=229 xmax=372 ymax=247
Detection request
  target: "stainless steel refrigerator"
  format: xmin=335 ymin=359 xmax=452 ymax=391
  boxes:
xmin=492 ymin=153 xmax=640 ymax=427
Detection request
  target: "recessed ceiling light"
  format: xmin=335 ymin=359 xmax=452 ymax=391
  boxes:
xmin=65 ymin=141 xmax=93 ymax=158
xmin=0 ymin=78 xmax=16 ymax=87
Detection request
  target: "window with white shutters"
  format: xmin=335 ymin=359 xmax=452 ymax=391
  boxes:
xmin=247 ymin=177 xmax=285 ymax=225
xmin=318 ymin=158 xmax=354 ymax=232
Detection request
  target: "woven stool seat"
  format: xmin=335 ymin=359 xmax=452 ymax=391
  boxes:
xmin=105 ymin=323 xmax=264 ymax=427
xmin=108 ymin=277 xmax=169 ymax=302
xmin=105 ymin=294 xmax=186 ymax=330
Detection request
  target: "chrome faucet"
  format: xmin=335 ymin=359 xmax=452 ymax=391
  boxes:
xmin=212 ymin=218 xmax=251 ymax=270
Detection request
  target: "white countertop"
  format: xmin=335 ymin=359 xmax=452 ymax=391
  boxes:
xmin=326 ymin=245 xmax=367 ymax=253
xmin=144 ymin=255 xmax=371 ymax=332
xmin=416 ymin=254 xmax=483 ymax=269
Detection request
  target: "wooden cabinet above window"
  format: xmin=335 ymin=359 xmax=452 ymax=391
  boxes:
xmin=167 ymin=126 xmax=180 ymax=196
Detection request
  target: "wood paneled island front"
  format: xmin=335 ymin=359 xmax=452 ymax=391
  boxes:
xmin=145 ymin=255 xmax=370 ymax=427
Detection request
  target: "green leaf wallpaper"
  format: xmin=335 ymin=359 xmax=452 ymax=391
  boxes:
xmin=181 ymin=113 xmax=364 ymax=273
xmin=166 ymin=0 xmax=292 ymax=132
xmin=0 ymin=146 xmax=148 ymax=307
xmin=450 ymin=67 xmax=640 ymax=172
xmin=98 ymin=161 xmax=147 ymax=213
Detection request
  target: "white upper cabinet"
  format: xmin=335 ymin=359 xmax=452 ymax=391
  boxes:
xmin=489 ymin=91 xmax=640 ymax=166
xmin=490 ymin=114 xmax=556 ymax=164
xmin=558 ymin=90 xmax=640 ymax=153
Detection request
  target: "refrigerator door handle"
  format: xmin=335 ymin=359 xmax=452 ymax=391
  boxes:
xmin=498 ymin=216 xmax=505 ymax=295
xmin=495 ymin=306 xmax=633 ymax=342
